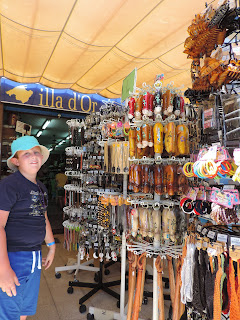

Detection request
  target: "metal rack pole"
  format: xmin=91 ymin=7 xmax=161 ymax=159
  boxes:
xmin=120 ymin=174 xmax=128 ymax=318
xmin=153 ymin=192 xmax=161 ymax=320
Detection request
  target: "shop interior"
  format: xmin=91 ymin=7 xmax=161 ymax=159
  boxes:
xmin=2 ymin=108 xmax=85 ymax=234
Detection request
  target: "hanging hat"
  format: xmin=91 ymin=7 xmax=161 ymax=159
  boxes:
xmin=7 ymin=136 xmax=50 ymax=171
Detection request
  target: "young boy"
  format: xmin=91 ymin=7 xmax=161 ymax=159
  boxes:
xmin=0 ymin=136 xmax=56 ymax=320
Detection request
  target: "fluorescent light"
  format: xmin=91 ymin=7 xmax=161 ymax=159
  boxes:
xmin=59 ymin=140 xmax=65 ymax=145
xmin=66 ymin=134 xmax=72 ymax=140
xmin=48 ymin=148 xmax=53 ymax=152
xmin=42 ymin=120 xmax=51 ymax=130
xmin=36 ymin=130 xmax=42 ymax=137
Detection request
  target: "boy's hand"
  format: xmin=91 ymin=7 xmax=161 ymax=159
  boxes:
xmin=0 ymin=266 xmax=20 ymax=297
xmin=42 ymin=247 xmax=55 ymax=270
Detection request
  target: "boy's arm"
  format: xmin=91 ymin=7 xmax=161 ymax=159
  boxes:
xmin=43 ymin=212 xmax=56 ymax=270
xmin=0 ymin=210 xmax=20 ymax=297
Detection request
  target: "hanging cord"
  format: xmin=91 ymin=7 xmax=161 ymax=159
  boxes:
xmin=213 ymin=254 xmax=224 ymax=320
xmin=229 ymin=257 xmax=240 ymax=320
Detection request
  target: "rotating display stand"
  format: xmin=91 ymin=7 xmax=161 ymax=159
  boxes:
xmin=55 ymin=120 xmax=99 ymax=280
xmin=56 ymin=117 xmax=123 ymax=318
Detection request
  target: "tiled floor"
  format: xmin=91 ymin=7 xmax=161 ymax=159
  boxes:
xmin=28 ymin=234 xmax=171 ymax=320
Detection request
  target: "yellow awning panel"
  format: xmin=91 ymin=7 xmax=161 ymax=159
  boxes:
xmin=0 ymin=0 xmax=218 ymax=98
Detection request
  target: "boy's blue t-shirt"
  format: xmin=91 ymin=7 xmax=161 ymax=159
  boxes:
xmin=0 ymin=170 xmax=48 ymax=252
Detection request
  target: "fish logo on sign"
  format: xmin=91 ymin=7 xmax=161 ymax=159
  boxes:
xmin=6 ymin=85 xmax=33 ymax=104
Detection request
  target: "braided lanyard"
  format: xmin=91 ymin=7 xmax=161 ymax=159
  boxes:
xmin=237 ymin=259 xmax=240 ymax=309
xmin=213 ymin=254 xmax=223 ymax=320
xmin=229 ymin=258 xmax=240 ymax=320
xmin=220 ymin=254 xmax=227 ymax=308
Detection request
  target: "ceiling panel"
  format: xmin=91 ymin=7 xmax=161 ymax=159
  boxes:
xmin=0 ymin=0 xmax=218 ymax=98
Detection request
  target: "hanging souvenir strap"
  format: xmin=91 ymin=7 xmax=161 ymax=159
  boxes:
xmin=64 ymin=189 xmax=67 ymax=209
xmin=63 ymin=221 xmax=81 ymax=251
xmin=172 ymin=258 xmax=182 ymax=320
xmin=155 ymin=256 xmax=165 ymax=320
xmin=229 ymin=257 xmax=240 ymax=320
xmin=213 ymin=254 xmax=223 ymax=320
xmin=64 ymin=226 xmax=67 ymax=249
xmin=238 ymin=259 xmax=240 ymax=309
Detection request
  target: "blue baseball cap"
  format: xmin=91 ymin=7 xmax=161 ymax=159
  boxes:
xmin=7 ymin=136 xmax=50 ymax=171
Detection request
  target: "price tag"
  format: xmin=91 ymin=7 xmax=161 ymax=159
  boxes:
xmin=98 ymin=156 xmax=102 ymax=160
xmin=230 ymin=237 xmax=240 ymax=246
xmin=197 ymin=225 xmax=202 ymax=233
xmin=201 ymin=228 xmax=208 ymax=236
xmin=207 ymin=247 xmax=217 ymax=256
xmin=105 ymin=243 xmax=110 ymax=247
xmin=196 ymin=242 xmax=202 ymax=250
xmin=93 ymin=224 xmax=98 ymax=229
xmin=217 ymin=233 xmax=228 ymax=243
xmin=94 ymin=242 xmax=99 ymax=247
xmin=203 ymin=241 xmax=208 ymax=248
xmin=91 ymin=206 xmax=95 ymax=209
xmin=207 ymin=231 xmax=216 ymax=240
xmin=85 ymin=241 xmax=89 ymax=245
xmin=88 ymin=224 xmax=92 ymax=228
xmin=223 ymin=185 xmax=235 ymax=190
xmin=93 ymin=156 xmax=96 ymax=160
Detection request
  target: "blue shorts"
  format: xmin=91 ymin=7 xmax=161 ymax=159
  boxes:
xmin=0 ymin=250 xmax=42 ymax=320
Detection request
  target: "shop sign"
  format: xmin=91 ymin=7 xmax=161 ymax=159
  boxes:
xmin=0 ymin=78 xmax=120 ymax=113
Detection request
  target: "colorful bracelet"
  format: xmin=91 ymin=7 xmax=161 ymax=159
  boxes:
xmin=218 ymin=161 xmax=231 ymax=175
xmin=204 ymin=160 xmax=218 ymax=178
xmin=183 ymin=162 xmax=194 ymax=177
xmin=228 ymin=162 xmax=237 ymax=176
xmin=193 ymin=161 xmax=205 ymax=178
xmin=47 ymin=241 xmax=55 ymax=247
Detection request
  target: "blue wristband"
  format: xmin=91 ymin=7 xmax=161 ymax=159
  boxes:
xmin=47 ymin=241 xmax=55 ymax=247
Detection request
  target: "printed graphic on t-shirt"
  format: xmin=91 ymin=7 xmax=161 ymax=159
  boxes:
xmin=29 ymin=190 xmax=47 ymax=216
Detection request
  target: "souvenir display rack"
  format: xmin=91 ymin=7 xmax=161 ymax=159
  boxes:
xmin=178 ymin=2 xmax=240 ymax=320
xmin=54 ymin=2 xmax=240 ymax=319
xmin=56 ymin=113 xmax=128 ymax=316
xmin=55 ymin=120 xmax=100 ymax=283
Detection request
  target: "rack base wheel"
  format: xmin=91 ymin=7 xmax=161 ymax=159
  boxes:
xmin=73 ymin=278 xmax=79 ymax=283
xmin=94 ymin=272 xmax=99 ymax=282
xmin=79 ymin=304 xmax=87 ymax=314
xmin=87 ymin=313 xmax=94 ymax=320
xmin=104 ymin=269 xmax=110 ymax=275
xmin=89 ymin=263 xmax=94 ymax=267
xmin=142 ymin=296 xmax=148 ymax=305
xmin=67 ymin=287 xmax=74 ymax=294
xmin=117 ymin=300 xmax=120 ymax=308
xmin=55 ymin=272 xmax=61 ymax=279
